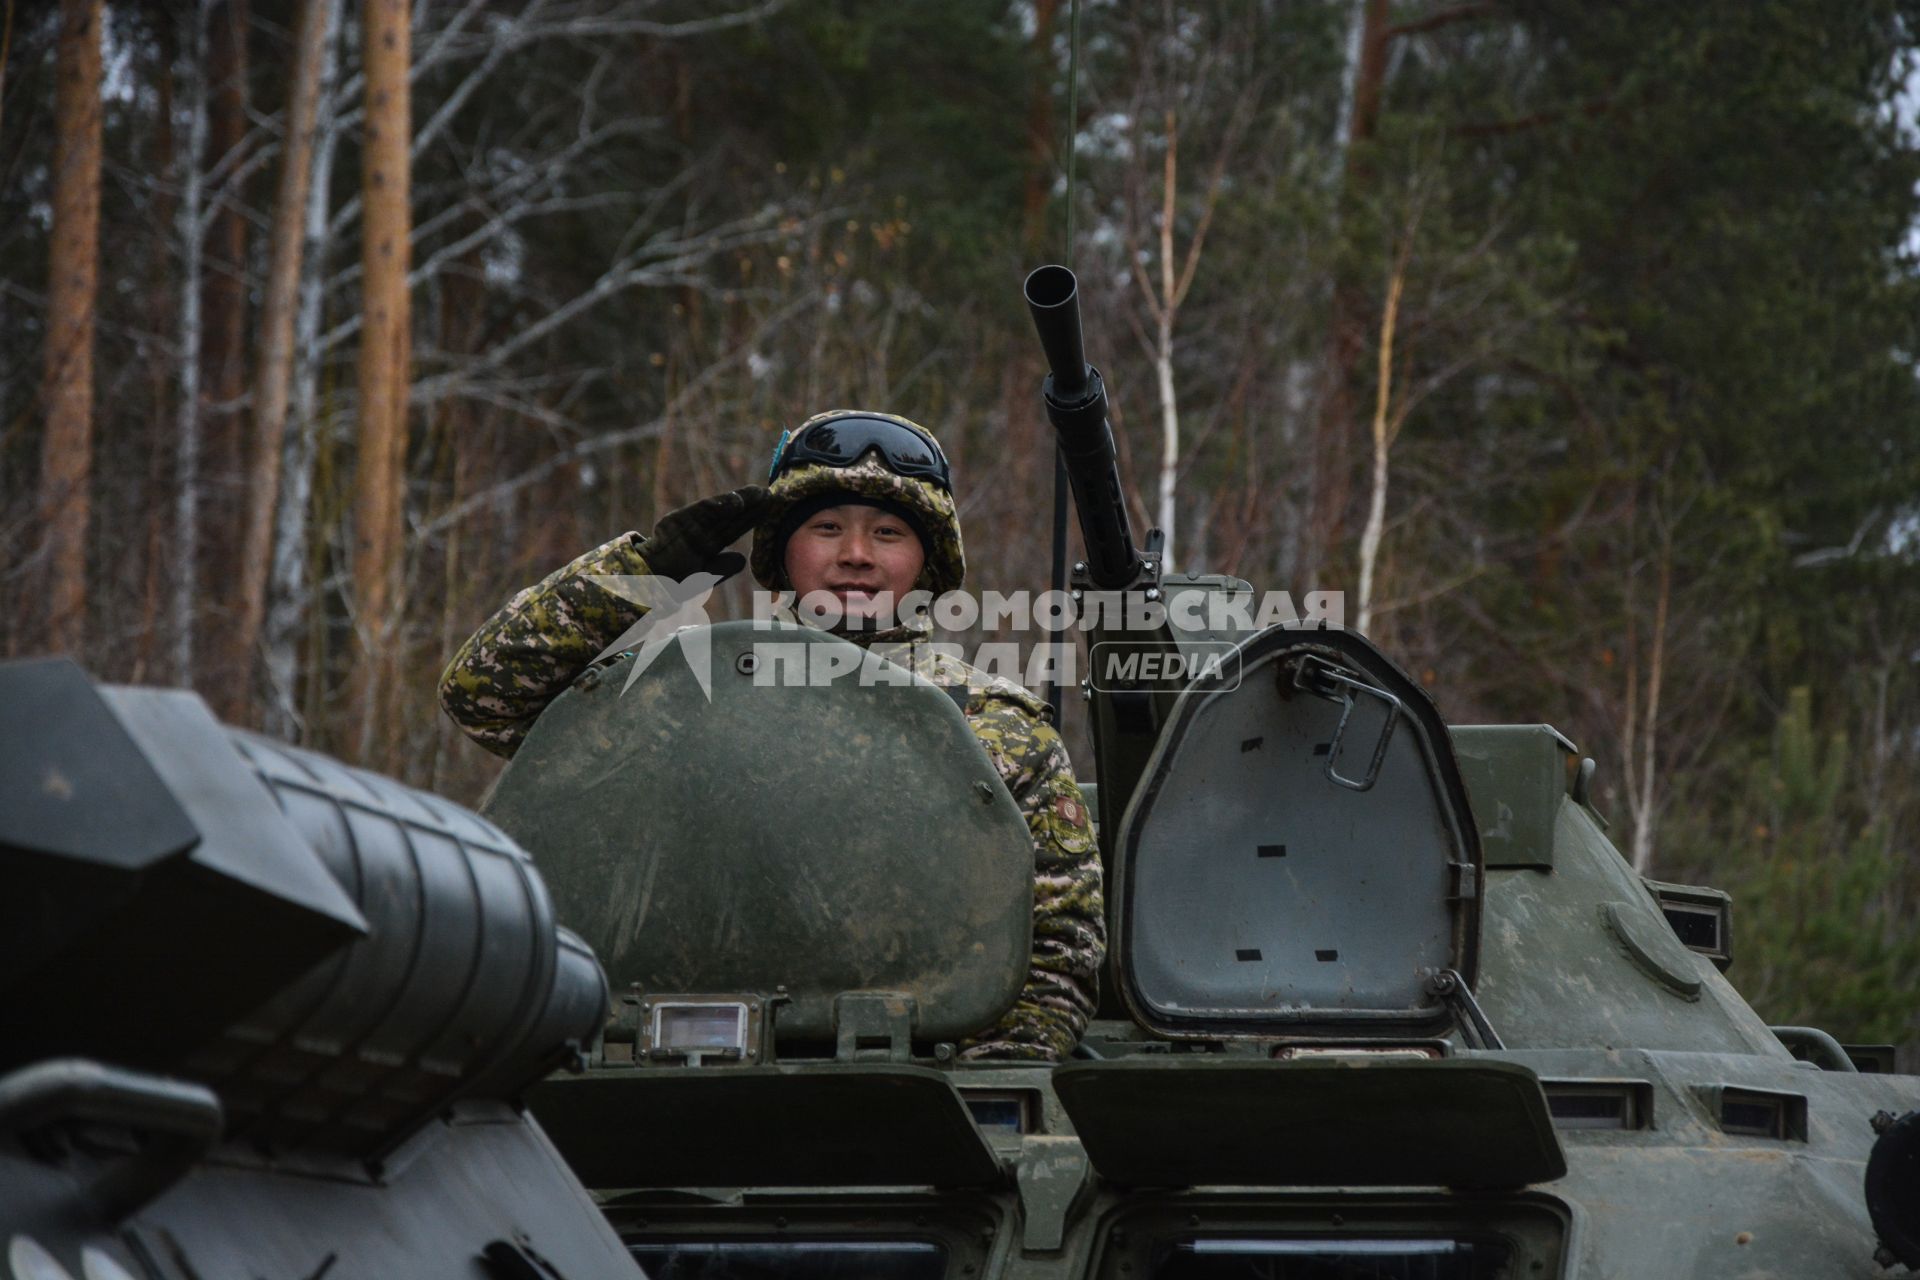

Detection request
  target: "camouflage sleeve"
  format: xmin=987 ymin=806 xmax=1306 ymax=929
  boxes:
xmin=959 ymin=701 xmax=1106 ymax=1062
xmin=438 ymin=534 xmax=653 ymax=758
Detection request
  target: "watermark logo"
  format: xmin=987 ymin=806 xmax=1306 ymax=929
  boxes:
xmin=587 ymin=570 xmax=731 ymax=699
xmin=1088 ymin=641 xmax=1242 ymax=693
xmin=583 ymin=574 xmax=1340 ymax=698
xmin=755 ymin=585 xmax=1344 ymax=637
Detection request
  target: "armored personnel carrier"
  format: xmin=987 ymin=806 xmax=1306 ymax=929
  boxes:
xmin=479 ymin=267 xmax=1920 ymax=1279
xmin=6 ymin=268 xmax=1917 ymax=1280
xmin=0 ymin=659 xmax=642 ymax=1279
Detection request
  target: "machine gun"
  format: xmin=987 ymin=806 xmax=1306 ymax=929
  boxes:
xmin=1023 ymin=264 xmax=1235 ymax=842
xmin=1023 ymin=265 xmax=1145 ymax=592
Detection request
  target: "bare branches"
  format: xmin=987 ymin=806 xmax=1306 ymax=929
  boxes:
xmin=409 ymin=206 xmax=804 ymax=406
xmin=321 ymin=0 xmax=789 ymax=242
xmin=414 ymin=293 xmax=815 ymax=541
xmin=1384 ymin=2 xmax=1499 ymax=42
xmin=1104 ymin=5 xmax=1271 ymax=575
xmin=508 ymin=0 xmax=793 ymax=41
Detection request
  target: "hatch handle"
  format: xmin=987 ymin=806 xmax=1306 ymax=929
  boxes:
xmin=0 ymin=1057 xmax=223 ymax=1219
xmin=1771 ymin=1025 xmax=1858 ymax=1073
xmin=1292 ymin=656 xmax=1402 ymax=791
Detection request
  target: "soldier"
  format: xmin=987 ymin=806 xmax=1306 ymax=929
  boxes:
xmin=440 ymin=410 xmax=1105 ymax=1061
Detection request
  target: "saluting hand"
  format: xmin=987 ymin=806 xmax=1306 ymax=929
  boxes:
xmin=637 ymin=485 xmax=770 ymax=582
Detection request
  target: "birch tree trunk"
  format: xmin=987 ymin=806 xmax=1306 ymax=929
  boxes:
xmin=222 ymin=0 xmax=331 ymax=723
xmin=1618 ymin=492 xmax=1674 ymax=875
xmin=1154 ymin=309 xmax=1179 ymax=573
xmin=1354 ymin=259 xmax=1406 ymax=635
xmin=38 ymin=0 xmax=104 ymax=655
xmin=1304 ymin=0 xmax=1388 ymax=586
xmin=1154 ymin=110 xmax=1180 ymax=570
xmin=1628 ymin=535 xmax=1672 ymax=873
xmin=171 ymin=0 xmax=213 ymax=685
xmin=1330 ymin=0 xmax=1368 ymax=169
xmin=349 ymin=0 xmax=414 ymax=759
xmin=1308 ymin=0 xmax=1494 ymax=586
xmin=1127 ymin=79 xmax=1247 ymax=580
xmin=264 ymin=0 xmax=344 ymax=738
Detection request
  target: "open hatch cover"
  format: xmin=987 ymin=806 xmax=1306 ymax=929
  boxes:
xmin=529 ymin=1064 xmax=1004 ymax=1189
xmin=1053 ymin=1057 xmax=1565 ymax=1189
xmin=1112 ymin=627 xmax=1484 ymax=1041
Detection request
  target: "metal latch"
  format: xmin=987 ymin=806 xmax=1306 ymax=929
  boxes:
xmin=1292 ymin=654 xmax=1402 ymax=791
xmin=834 ymin=993 xmax=917 ymax=1063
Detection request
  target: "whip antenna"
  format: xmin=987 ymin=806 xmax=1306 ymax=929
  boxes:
xmin=1045 ymin=0 xmax=1084 ymax=723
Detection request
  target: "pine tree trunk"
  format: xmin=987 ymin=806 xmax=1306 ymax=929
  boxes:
xmin=222 ymin=0 xmax=330 ymax=723
xmin=38 ymin=0 xmax=104 ymax=656
xmin=349 ymin=0 xmax=413 ymax=761
xmin=201 ymin=0 xmax=252 ymax=639
xmin=1020 ymin=0 xmax=1059 ymax=258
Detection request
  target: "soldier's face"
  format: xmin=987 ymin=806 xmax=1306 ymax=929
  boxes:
xmin=784 ymin=503 xmax=926 ymax=623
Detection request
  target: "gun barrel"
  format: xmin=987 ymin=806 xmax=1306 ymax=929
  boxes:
xmin=1023 ymin=265 xmax=1091 ymax=402
xmin=1022 ymin=266 xmax=1141 ymax=590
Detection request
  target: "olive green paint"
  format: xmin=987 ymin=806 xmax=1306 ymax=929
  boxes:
xmin=486 ymin=621 xmax=1034 ymax=1042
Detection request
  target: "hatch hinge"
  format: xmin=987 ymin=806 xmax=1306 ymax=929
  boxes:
xmin=1426 ymin=969 xmax=1504 ymax=1051
xmin=1447 ymin=861 xmax=1479 ymax=902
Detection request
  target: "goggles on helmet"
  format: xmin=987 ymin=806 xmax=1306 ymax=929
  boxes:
xmin=767 ymin=415 xmax=951 ymax=492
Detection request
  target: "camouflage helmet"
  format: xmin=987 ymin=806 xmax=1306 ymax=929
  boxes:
xmin=750 ymin=410 xmax=965 ymax=597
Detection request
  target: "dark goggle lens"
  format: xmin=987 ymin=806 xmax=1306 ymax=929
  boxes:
xmin=773 ymin=417 xmax=950 ymax=488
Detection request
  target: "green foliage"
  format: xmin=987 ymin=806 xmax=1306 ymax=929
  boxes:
xmin=1690 ymin=689 xmax=1920 ymax=1045
xmin=2 ymin=2 xmax=1916 ymax=1058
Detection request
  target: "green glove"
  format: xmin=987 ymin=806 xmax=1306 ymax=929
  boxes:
xmin=637 ymin=485 xmax=769 ymax=582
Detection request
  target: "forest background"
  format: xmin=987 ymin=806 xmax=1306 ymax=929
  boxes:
xmin=5 ymin=0 xmax=1919 ymax=1057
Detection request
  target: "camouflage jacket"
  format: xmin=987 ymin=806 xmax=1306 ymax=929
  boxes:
xmin=439 ymin=534 xmax=1105 ymax=1062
